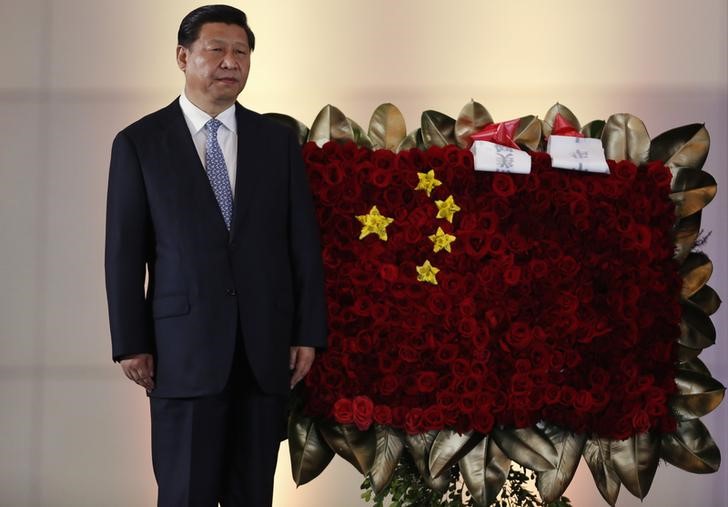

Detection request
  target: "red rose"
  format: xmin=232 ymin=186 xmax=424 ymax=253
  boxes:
xmin=631 ymin=409 xmax=651 ymax=434
xmin=372 ymin=149 xmax=396 ymax=170
xmin=373 ymin=404 xmax=393 ymax=425
xmin=405 ymin=408 xmax=424 ymax=434
xmin=352 ymin=395 xmax=375 ymax=431
xmin=472 ymin=406 xmax=495 ymax=434
xmin=503 ymin=265 xmax=522 ymax=286
xmin=492 ymin=173 xmax=516 ymax=197
xmin=504 ymin=322 xmax=532 ymax=350
xmin=427 ymin=292 xmax=453 ymax=315
xmin=422 ymin=405 xmax=446 ymax=430
xmin=416 ymin=371 xmax=438 ymax=393
xmin=333 ymin=398 xmax=354 ymax=425
xmin=379 ymin=374 xmax=400 ymax=396
xmin=379 ymin=263 xmax=399 ymax=282
xmin=370 ymin=167 xmax=393 ymax=188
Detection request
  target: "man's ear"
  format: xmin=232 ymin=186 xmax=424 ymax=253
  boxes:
xmin=176 ymin=45 xmax=188 ymax=71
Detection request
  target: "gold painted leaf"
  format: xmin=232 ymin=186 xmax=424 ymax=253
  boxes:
xmin=602 ymin=113 xmax=650 ymax=164
xmin=610 ymin=433 xmax=659 ymax=499
xmin=429 ymin=430 xmax=481 ymax=479
xmin=535 ymin=425 xmax=586 ymax=503
xmin=455 ymin=100 xmax=493 ymax=148
xmin=318 ymin=422 xmax=376 ymax=475
xmin=543 ymin=103 xmax=581 ymax=138
xmin=679 ymin=301 xmax=717 ymax=351
xmin=583 ymin=438 xmax=621 ymax=506
xmin=670 ymin=170 xmax=717 ymax=217
xmin=421 ymin=110 xmax=456 ymax=148
xmin=308 ymin=104 xmax=355 ymax=146
xmin=678 ymin=357 xmax=712 ymax=377
xmin=263 ymin=113 xmax=310 ymax=146
xmin=491 ymin=427 xmax=558 ymax=472
xmin=513 ymin=115 xmax=542 ymax=151
xmin=679 ymin=253 xmax=713 ymax=299
xmin=348 ymin=117 xmax=373 ymax=149
xmin=689 ymin=285 xmax=722 ymax=316
xmin=650 ymin=123 xmax=710 ymax=174
xmin=368 ymin=103 xmax=407 ymax=151
xmin=405 ymin=431 xmax=449 ymax=492
xmin=673 ymin=210 xmax=702 ymax=263
xmin=288 ymin=412 xmax=335 ymax=485
xmin=675 ymin=344 xmax=702 ymax=363
xmin=661 ymin=419 xmax=721 ymax=474
xmin=396 ymin=128 xmax=424 ymax=153
xmin=672 ymin=369 xmax=725 ymax=420
xmin=368 ymin=425 xmax=405 ymax=494
xmin=459 ymin=437 xmax=511 ymax=507
xmin=581 ymin=120 xmax=605 ymax=139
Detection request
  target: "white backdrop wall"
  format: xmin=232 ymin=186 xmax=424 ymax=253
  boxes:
xmin=0 ymin=1 xmax=726 ymax=505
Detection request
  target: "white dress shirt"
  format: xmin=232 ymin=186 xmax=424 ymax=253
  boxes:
xmin=178 ymin=93 xmax=238 ymax=197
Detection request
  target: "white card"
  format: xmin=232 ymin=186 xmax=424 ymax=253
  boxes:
xmin=471 ymin=140 xmax=532 ymax=174
xmin=547 ymin=135 xmax=610 ymax=173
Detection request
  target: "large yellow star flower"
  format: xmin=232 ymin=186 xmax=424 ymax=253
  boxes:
xmin=356 ymin=205 xmax=394 ymax=241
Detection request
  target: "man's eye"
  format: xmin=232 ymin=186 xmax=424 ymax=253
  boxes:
xmin=209 ymin=47 xmax=222 ymax=52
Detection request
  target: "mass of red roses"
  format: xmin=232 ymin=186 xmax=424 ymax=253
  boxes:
xmin=301 ymin=140 xmax=681 ymax=440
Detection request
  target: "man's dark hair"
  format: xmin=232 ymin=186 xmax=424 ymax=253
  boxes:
xmin=178 ymin=4 xmax=255 ymax=50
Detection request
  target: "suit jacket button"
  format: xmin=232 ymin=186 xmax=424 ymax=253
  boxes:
xmin=226 ymin=289 xmax=237 ymax=296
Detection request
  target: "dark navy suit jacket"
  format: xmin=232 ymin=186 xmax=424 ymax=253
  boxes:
xmin=105 ymin=99 xmax=327 ymax=397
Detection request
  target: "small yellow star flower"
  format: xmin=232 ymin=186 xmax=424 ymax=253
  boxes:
xmin=356 ymin=205 xmax=394 ymax=241
xmin=415 ymin=169 xmax=442 ymax=197
xmin=429 ymin=227 xmax=456 ymax=253
xmin=416 ymin=260 xmax=440 ymax=285
xmin=434 ymin=195 xmax=461 ymax=223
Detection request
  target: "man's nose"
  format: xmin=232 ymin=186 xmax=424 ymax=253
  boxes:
xmin=220 ymin=49 xmax=239 ymax=69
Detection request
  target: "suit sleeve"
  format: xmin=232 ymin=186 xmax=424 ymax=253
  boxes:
xmin=105 ymin=131 xmax=155 ymax=361
xmin=286 ymin=131 xmax=328 ymax=349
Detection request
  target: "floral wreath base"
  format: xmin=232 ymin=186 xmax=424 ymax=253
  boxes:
xmin=267 ymin=102 xmax=723 ymax=506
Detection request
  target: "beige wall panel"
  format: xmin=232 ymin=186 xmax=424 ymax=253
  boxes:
xmin=42 ymin=97 xmax=161 ymax=367
xmin=38 ymin=377 xmax=154 ymax=507
xmin=0 ymin=0 xmax=45 ymax=90
xmin=0 ymin=379 xmax=36 ymax=506
xmin=0 ymin=101 xmax=44 ymax=367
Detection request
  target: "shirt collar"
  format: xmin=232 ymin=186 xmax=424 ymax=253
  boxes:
xmin=178 ymin=92 xmax=237 ymax=135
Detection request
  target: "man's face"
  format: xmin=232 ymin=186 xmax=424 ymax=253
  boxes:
xmin=177 ymin=22 xmax=251 ymax=113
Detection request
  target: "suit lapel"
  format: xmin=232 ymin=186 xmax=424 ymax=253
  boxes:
xmin=230 ymin=103 xmax=263 ymax=242
xmin=164 ymin=100 xmax=230 ymax=238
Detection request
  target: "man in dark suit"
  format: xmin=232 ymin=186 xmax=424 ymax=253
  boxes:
xmin=105 ymin=5 xmax=327 ymax=506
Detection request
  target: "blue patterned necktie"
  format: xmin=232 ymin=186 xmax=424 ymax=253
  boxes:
xmin=204 ymin=118 xmax=234 ymax=230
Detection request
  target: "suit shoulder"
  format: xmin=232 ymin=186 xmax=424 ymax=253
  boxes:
xmin=238 ymin=106 xmax=297 ymax=140
xmin=116 ymin=102 xmax=178 ymax=141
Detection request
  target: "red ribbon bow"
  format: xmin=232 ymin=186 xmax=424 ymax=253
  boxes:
xmin=551 ymin=113 xmax=584 ymax=138
xmin=470 ymin=118 xmax=522 ymax=150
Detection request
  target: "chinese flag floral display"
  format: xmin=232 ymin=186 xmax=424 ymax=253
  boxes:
xmin=303 ymin=142 xmax=680 ymax=440
xmin=276 ymin=103 xmax=722 ymax=506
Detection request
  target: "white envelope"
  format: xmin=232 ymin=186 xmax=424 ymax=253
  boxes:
xmin=471 ymin=140 xmax=532 ymax=174
xmin=547 ymin=135 xmax=610 ymax=173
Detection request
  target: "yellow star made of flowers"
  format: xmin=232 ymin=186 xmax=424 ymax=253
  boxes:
xmin=356 ymin=205 xmax=394 ymax=241
xmin=416 ymin=260 xmax=440 ymax=285
xmin=435 ymin=195 xmax=461 ymax=223
xmin=429 ymin=227 xmax=456 ymax=253
xmin=415 ymin=169 xmax=442 ymax=197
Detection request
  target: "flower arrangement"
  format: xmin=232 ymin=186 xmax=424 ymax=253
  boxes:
xmin=269 ymin=102 xmax=722 ymax=506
